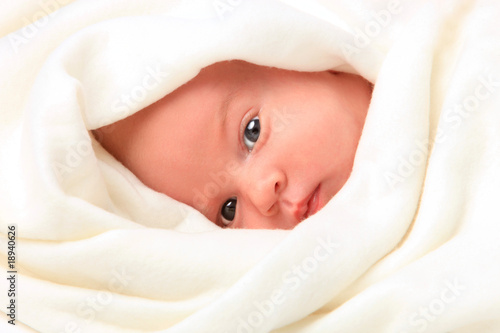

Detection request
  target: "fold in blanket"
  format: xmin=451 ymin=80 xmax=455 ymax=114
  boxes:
xmin=1 ymin=0 xmax=500 ymax=332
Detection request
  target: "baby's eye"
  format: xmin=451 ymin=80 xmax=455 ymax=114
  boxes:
xmin=243 ymin=116 xmax=260 ymax=151
xmin=221 ymin=197 xmax=237 ymax=227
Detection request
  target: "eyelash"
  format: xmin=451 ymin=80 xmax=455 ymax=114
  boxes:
xmin=239 ymin=109 xmax=260 ymax=153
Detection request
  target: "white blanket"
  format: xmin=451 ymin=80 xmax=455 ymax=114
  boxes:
xmin=1 ymin=0 xmax=500 ymax=332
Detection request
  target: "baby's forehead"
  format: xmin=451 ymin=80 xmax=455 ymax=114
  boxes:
xmin=165 ymin=62 xmax=264 ymax=118
xmin=192 ymin=60 xmax=273 ymax=89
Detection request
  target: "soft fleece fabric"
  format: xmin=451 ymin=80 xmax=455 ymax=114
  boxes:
xmin=1 ymin=0 xmax=500 ymax=332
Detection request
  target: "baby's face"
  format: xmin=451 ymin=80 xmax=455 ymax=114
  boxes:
xmin=95 ymin=61 xmax=372 ymax=229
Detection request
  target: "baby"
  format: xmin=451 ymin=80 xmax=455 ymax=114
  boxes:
xmin=93 ymin=60 xmax=372 ymax=229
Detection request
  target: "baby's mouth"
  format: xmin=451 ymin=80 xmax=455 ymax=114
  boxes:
xmin=304 ymin=184 xmax=321 ymax=220
xmin=294 ymin=184 xmax=322 ymax=222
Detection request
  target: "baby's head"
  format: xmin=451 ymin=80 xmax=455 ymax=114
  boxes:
xmin=94 ymin=60 xmax=372 ymax=229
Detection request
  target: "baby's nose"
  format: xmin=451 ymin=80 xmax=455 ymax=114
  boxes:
xmin=242 ymin=165 xmax=286 ymax=216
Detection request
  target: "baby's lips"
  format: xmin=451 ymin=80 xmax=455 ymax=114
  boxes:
xmin=305 ymin=184 xmax=321 ymax=220
xmin=292 ymin=184 xmax=320 ymax=222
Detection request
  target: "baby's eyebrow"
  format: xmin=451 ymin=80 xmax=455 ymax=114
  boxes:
xmin=218 ymin=88 xmax=239 ymax=129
